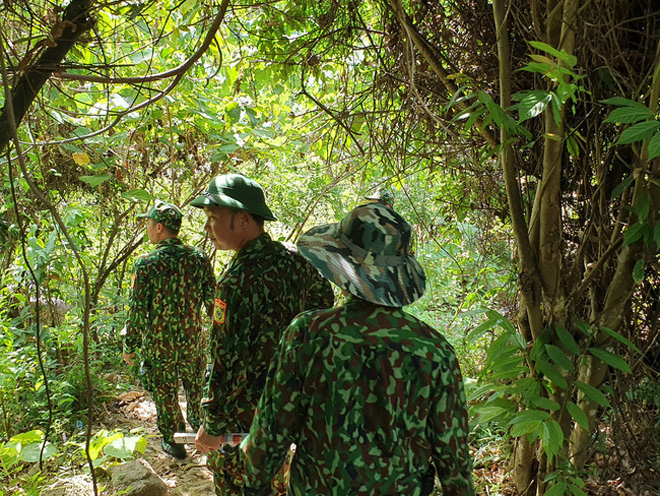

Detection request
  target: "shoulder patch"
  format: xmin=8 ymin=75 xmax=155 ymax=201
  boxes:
xmin=214 ymin=297 xmax=227 ymax=324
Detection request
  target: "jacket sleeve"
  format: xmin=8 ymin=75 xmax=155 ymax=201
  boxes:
xmin=242 ymin=316 xmax=308 ymax=489
xmin=201 ymin=252 xmax=216 ymax=317
xmin=124 ymin=258 xmax=150 ymax=355
xmin=201 ymin=276 xmax=256 ymax=435
xmin=428 ymin=346 xmax=475 ymax=496
xmin=299 ymin=254 xmax=334 ymax=311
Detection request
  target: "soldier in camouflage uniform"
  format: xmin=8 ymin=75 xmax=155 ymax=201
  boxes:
xmin=242 ymin=202 xmax=475 ymax=496
xmin=123 ymin=200 xmax=215 ymax=459
xmin=190 ymin=174 xmax=334 ymax=495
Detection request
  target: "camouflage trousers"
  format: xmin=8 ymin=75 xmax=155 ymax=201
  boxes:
xmin=208 ymin=444 xmax=293 ymax=496
xmin=145 ymin=354 xmax=204 ymax=444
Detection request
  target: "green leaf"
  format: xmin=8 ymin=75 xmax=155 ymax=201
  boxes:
xmin=575 ymin=380 xmax=611 ymax=408
xmin=511 ymin=420 xmax=542 ymax=437
xmin=545 ymin=344 xmax=575 ymax=371
xmin=588 ymin=347 xmax=631 ymax=373
xmin=104 ymin=435 xmax=144 ymax=459
xmin=530 ymin=397 xmax=561 ymax=412
xmin=610 ymin=174 xmax=634 ymax=199
xmin=598 ymin=326 xmax=641 ymax=354
xmin=623 ymin=223 xmax=646 ymax=245
xmin=604 ymin=106 xmax=653 ymax=124
xmin=566 ymin=401 xmax=590 ymax=431
xmin=536 ymin=360 xmax=568 ymax=389
xmin=545 ymin=482 xmax=567 ymax=496
xmin=541 ymin=420 xmax=564 ymax=460
xmin=555 ymin=326 xmax=581 ymax=356
xmin=632 ymin=259 xmax=645 ymax=284
xmin=510 ymin=409 xmax=553 ymax=424
xmin=529 ymin=40 xmax=578 ymax=67
xmin=466 ymin=317 xmax=497 ymax=341
xmin=121 ymin=189 xmax=153 ymax=202
xmin=648 ymin=132 xmax=660 ymax=160
xmin=616 ymin=120 xmax=660 ymax=145
xmin=600 ymin=97 xmax=649 ymax=109
xmin=518 ymin=91 xmax=552 ymax=122
xmin=79 ymin=173 xmax=112 ymax=187
xmin=654 ymin=221 xmax=660 ymax=246
xmin=20 ymin=442 xmax=58 ymax=463
xmin=567 ymin=483 xmax=588 ymax=496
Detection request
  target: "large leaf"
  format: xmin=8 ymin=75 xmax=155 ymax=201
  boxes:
xmin=616 ymin=120 xmax=660 ymax=145
xmin=536 ymin=360 xmax=568 ymax=389
xmin=121 ymin=189 xmax=153 ymax=202
xmin=588 ymin=347 xmax=632 ymax=373
xmin=648 ymin=131 xmax=660 ymax=159
xmin=545 ymin=344 xmax=574 ymax=371
xmin=574 ymin=380 xmax=611 ymax=408
xmin=541 ymin=420 xmax=564 ymax=460
xmin=604 ymin=105 xmax=653 ymax=124
xmin=555 ymin=326 xmax=581 ymax=356
xmin=566 ymin=401 xmax=590 ymax=431
xmin=518 ymin=90 xmax=552 ymax=122
xmin=79 ymin=173 xmax=112 ymax=187
xmin=20 ymin=442 xmax=58 ymax=463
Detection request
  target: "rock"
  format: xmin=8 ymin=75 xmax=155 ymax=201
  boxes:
xmin=108 ymin=458 xmax=168 ymax=496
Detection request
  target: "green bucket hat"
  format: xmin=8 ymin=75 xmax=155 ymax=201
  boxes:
xmin=137 ymin=199 xmax=183 ymax=231
xmin=365 ymin=187 xmax=395 ymax=207
xmin=297 ymin=203 xmax=426 ymax=307
xmin=190 ymin=173 xmax=277 ymax=221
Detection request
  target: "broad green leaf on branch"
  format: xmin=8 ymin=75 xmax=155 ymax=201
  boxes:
xmin=536 ymin=359 xmax=568 ymax=389
xmin=541 ymin=420 xmax=564 ymax=461
xmin=632 ymin=259 xmax=645 ymax=284
xmin=79 ymin=174 xmax=113 ymax=187
xmin=649 ymin=132 xmax=660 ymax=159
xmin=121 ymin=189 xmax=153 ymax=202
xmin=545 ymin=344 xmax=575 ymax=372
xmin=566 ymin=401 xmax=590 ymax=431
xmin=574 ymin=381 xmax=611 ymax=408
xmin=616 ymin=120 xmax=660 ymax=145
xmin=588 ymin=348 xmax=631 ymax=373
xmin=555 ymin=326 xmax=581 ymax=356
xmin=598 ymin=327 xmax=641 ymax=354
xmin=604 ymin=106 xmax=653 ymax=124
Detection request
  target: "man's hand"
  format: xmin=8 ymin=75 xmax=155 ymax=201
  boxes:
xmin=123 ymin=351 xmax=135 ymax=366
xmin=195 ymin=424 xmax=225 ymax=453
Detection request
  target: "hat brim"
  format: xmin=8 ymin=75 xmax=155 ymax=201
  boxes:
xmin=297 ymin=223 xmax=426 ymax=307
xmin=190 ymin=193 xmax=277 ymax=221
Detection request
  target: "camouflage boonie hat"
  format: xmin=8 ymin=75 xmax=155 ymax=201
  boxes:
xmin=297 ymin=203 xmax=426 ymax=307
xmin=365 ymin=188 xmax=395 ymax=207
xmin=137 ymin=200 xmax=183 ymax=231
xmin=190 ymin=173 xmax=277 ymax=221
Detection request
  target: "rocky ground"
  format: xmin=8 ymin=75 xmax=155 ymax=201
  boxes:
xmin=40 ymin=389 xmax=215 ymax=496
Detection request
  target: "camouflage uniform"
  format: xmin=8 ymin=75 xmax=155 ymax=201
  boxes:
xmin=202 ymin=233 xmax=334 ymax=495
xmin=242 ymin=202 xmax=474 ymax=495
xmin=242 ymin=296 xmax=474 ymax=495
xmin=124 ymin=237 xmax=215 ymax=446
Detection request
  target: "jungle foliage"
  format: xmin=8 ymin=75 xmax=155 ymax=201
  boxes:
xmin=1 ymin=0 xmax=659 ymax=495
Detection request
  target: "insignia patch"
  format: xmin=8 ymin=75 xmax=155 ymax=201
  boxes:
xmin=214 ymin=297 xmax=227 ymax=324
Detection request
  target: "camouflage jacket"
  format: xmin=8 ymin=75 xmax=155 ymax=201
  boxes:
xmin=243 ymin=296 xmax=475 ymax=496
xmin=201 ymin=233 xmax=334 ymax=436
xmin=124 ymin=238 xmax=215 ymax=362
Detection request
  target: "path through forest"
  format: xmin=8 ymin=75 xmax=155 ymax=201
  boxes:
xmin=42 ymin=388 xmax=215 ymax=496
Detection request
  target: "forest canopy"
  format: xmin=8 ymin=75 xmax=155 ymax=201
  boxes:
xmin=1 ymin=1 xmax=659 ymax=495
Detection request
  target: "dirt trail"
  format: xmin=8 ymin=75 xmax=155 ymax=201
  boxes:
xmin=42 ymin=389 xmax=215 ymax=496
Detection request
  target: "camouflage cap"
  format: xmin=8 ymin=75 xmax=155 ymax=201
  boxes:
xmin=189 ymin=173 xmax=277 ymax=221
xmin=297 ymin=203 xmax=426 ymax=307
xmin=137 ymin=199 xmax=183 ymax=231
xmin=365 ymin=187 xmax=395 ymax=207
